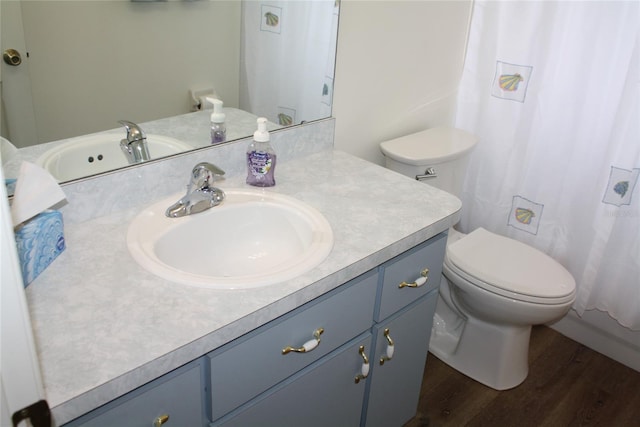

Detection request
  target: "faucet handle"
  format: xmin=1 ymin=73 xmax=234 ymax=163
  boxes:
xmin=190 ymin=162 xmax=225 ymax=190
xmin=118 ymin=120 xmax=146 ymax=143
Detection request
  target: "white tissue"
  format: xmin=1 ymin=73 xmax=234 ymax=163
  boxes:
xmin=1 ymin=136 xmax=18 ymax=165
xmin=10 ymin=161 xmax=66 ymax=227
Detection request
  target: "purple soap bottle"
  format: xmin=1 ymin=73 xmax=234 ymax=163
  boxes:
xmin=246 ymin=117 xmax=276 ymax=187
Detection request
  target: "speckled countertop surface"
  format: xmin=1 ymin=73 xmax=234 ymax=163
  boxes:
xmin=25 ymin=149 xmax=461 ymax=425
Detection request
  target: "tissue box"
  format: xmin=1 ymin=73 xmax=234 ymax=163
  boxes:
xmin=14 ymin=210 xmax=66 ymax=286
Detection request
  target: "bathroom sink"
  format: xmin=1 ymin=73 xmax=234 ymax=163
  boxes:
xmin=127 ymin=188 xmax=334 ymax=289
xmin=36 ymin=133 xmax=193 ymax=181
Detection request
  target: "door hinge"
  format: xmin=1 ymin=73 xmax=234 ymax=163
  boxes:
xmin=12 ymin=399 xmax=51 ymax=427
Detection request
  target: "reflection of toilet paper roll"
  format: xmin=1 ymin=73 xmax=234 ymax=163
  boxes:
xmin=199 ymin=96 xmax=208 ymax=110
xmin=10 ymin=161 xmax=66 ymax=226
xmin=200 ymin=95 xmax=216 ymax=110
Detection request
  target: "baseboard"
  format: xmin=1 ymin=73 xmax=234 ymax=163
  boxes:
xmin=549 ymin=309 xmax=640 ymax=373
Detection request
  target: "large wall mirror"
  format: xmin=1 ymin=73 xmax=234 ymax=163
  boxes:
xmin=1 ymin=0 xmax=339 ymax=188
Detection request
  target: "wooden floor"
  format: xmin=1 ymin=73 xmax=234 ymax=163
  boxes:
xmin=406 ymin=326 xmax=640 ymax=427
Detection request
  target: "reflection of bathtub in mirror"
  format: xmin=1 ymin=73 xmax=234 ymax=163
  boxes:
xmin=3 ymin=108 xmax=281 ymax=190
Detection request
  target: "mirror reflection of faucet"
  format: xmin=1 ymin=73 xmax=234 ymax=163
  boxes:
xmin=166 ymin=162 xmax=226 ymax=218
xmin=119 ymin=120 xmax=151 ymax=164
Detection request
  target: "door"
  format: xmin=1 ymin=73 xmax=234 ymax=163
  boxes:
xmin=0 ymin=0 xmax=38 ymax=147
xmin=0 ymin=166 xmax=47 ymax=426
xmin=364 ymin=295 xmax=438 ymax=427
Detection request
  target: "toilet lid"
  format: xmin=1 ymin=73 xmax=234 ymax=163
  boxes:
xmin=379 ymin=127 xmax=477 ymax=165
xmin=446 ymin=228 xmax=575 ymax=302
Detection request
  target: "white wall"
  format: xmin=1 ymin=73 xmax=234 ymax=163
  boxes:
xmin=332 ymin=0 xmax=473 ymax=165
xmin=20 ymin=0 xmax=241 ymax=145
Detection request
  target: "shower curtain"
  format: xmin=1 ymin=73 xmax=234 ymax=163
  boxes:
xmin=239 ymin=0 xmax=338 ymax=127
xmin=455 ymin=1 xmax=640 ymax=329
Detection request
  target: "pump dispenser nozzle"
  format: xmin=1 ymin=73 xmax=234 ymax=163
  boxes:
xmin=254 ymin=117 xmax=269 ymax=142
xmin=206 ymin=97 xmax=225 ymax=123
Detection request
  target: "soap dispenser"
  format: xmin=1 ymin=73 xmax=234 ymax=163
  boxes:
xmin=246 ymin=117 xmax=276 ymax=187
xmin=206 ymin=97 xmax=226 ymax=144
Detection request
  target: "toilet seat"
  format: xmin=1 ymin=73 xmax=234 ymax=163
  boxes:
xmin=445 ymin=228 xmax=576 ymax=304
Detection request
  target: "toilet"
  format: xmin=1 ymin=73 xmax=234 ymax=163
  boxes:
xmin=380 ymin=127 xmax=576 ymax=390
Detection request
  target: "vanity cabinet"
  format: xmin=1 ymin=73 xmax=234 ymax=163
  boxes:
xmin=209 ymin=232 xmax=447 ymax=426
xmin=61 ymin=232 xmax=447 ymax=427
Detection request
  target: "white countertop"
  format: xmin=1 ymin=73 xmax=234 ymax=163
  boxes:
xmin=25 ymin=150 xmax=461 ymax=425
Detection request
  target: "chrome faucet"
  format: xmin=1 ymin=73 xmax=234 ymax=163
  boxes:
xmin=119 ymin=120 xmax=151 ymax=164
xmin=166 ymin=162 xmax=226 ymax=218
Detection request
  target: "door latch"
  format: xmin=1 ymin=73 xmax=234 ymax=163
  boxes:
xmin=12 ymin=400 xmax=51 ymax=427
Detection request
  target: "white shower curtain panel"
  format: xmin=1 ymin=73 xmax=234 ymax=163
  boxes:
xmin=455 ymin=0 xmax=640 ymax=329
xmin=239 ymin=0 xmax=338 ymax=127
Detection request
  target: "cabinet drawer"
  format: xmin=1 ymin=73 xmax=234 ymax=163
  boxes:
xmin=213 ymin=334 xmax=372 ymax=427
xmin=208 ymin=270 xmax=377 ymax=420
xmin=376 ymin=232 xmax=446 ymax=322
xmin=64 ymin=359 xmax=206 ymax=427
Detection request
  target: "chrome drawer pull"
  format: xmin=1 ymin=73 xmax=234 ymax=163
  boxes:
xmin=398 ymin=268 xmax=429 ymax=289
xmin=379 ymin=328 xmax=395 ymax=365
xmin=282 ymin=328 xmax=324 ymax=355
xmin=153 ymin=414 xmax=169 ymax=427
xmin=354 ymin=345 xmax=370 ymax=384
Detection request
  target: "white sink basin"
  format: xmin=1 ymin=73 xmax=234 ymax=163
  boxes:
xmin=127 ymin=188 xmax=334 ymax=289
xmin=36 ymin=133 xmax=193 ymax=181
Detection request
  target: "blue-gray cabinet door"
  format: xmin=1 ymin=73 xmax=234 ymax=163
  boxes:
xmin=214 ymin=334 xmax=373 ymax=427
xmin=364 ymin=294 xmax=437 ymax=427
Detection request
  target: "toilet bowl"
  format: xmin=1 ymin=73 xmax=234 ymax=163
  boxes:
xmin=380 ymin=127 xmax=576 ymax=390
xmin=431 ymin=228 xmax=575 ymax=389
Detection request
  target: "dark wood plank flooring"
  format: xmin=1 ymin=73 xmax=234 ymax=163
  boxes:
xmin=406 ymin=325 xmax=640 ymax=427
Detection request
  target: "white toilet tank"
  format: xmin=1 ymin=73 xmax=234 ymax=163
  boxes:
xmin=380 ymin=127 xmax=477 ymax=198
